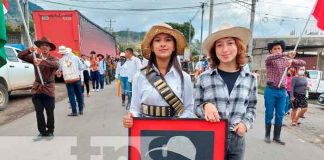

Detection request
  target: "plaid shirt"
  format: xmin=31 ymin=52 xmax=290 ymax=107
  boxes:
xmin=194 ymin=68 xmax=257 ymax=131
xmin=265 ymin=54 xmax=306 ymax=87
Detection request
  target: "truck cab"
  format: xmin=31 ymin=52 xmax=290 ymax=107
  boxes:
xmin=0 ymin=46 xmax=35 ymax=109
xmin=307 ymin=70 xmax=324 ymax=97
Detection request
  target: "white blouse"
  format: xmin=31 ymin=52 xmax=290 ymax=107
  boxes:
xmin=115 ymin=61 xmax=128 ymax=78
xmin=129 ymin=65 xmax=195 ymax=118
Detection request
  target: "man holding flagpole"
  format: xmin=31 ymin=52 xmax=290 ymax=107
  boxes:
xmin=264 ymin=40 xmax=305 ymax=145
xmin=18 ymin=37 xmax=59 ymax=137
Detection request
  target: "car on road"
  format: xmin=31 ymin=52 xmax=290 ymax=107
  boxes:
xmin=318 ymin=93 xmax=324 ymax=107
xmin=0 ymin=45 xmax=35 ymax=110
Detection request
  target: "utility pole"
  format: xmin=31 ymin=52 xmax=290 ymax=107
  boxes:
xmin=208 ymin=0 xmax=214 ymax=35
xmin=105 ymin=19 xmax=116 ymax=33
xmin=200 ymin=2 xmax=206 ymax=55
xmin=188 ymin=9 xmax=200 ymax=58
xmin=23 ymin=0 xmax=29 ymax=31
xmin=248 ymin=0 xmax=257 ymax=71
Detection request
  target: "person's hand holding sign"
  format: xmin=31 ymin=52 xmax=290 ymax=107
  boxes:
xmin=123 ymin=112 xmax=134 ymax=128
xmin=203 ymin=103 xmax=220 ymax=123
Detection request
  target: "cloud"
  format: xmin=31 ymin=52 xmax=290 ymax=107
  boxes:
xmin=30 ymin=0 xmax=321 ymax=41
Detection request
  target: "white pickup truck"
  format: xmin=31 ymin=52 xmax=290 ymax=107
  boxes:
xmin=308 ymin=70 xmax=324 ymax=98
xmin=0 ymin=46 xmax=35 ymax=109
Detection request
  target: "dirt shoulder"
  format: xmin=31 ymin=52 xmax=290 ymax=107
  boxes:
xmin=0 ymin=83 xmax=67 ymax=126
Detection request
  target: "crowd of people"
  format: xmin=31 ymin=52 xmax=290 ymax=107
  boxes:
xmin=19 ymin=21 xmax=312 ymax=160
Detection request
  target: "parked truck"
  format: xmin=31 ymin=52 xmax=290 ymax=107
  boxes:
xmin=307 ymin=70 xmax=324 ymax=98
xmin=32 ymin=10 xmax=117 ymax=58
xmin=0 ymin=46 xmax=35 ymax=109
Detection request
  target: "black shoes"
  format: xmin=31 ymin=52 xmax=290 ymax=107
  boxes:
xmin=68 ymin=113 xmax=78 ymax=116
xmin=38 ymin=132 xmax=54 ymax=137
xmin=265 ymin=124 xmax=271 ymax=143
xmin=79 ymin=111 xmax=83 ymax=115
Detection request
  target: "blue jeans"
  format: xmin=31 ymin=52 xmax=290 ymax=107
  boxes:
xmin=91 ymin=71 xmax=99 ymax=89
xmin=126 ymin=82 xmax=132 ymax=105
xmin=66 ymin=80 xmax=83 ymax=114
xmin=226 ymin=131 xmax=245 ymax=160
xmin=120 ymin=77 xmax=128 ymax=95
xmin=99 ymin=74 xmax=105 ymax=89
xmin=264 ymin=86 xmax=286 ymax=125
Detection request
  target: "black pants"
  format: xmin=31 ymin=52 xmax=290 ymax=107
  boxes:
xmin=82 ymin=70 xmax=90 ymax=94
xmin=32 ymin=94 xmax=55 ymax=134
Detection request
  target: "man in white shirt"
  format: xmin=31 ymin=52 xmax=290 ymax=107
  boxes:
xmin=125 ymin=48 xmax=142 ymax=109
xmin=57 ymin=46 xmax=84 ymax=116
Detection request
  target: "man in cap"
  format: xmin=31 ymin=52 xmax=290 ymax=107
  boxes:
xmin=56 ymin=46 xmax=84 ymax=116
xmin=264 ymin=40 xmax=305 ymax=145
xmin=18 ymin=37 xmax=59 ymax=137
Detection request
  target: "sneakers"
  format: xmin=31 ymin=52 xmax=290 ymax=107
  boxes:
xmin=91 ymin=89 xmax=95 ymax=92
xmin=67 ymin=113 xmax=78 ymax=116
xmin=96 ymin=89 xmax=99 ymax=92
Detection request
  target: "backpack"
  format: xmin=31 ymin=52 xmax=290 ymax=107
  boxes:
xmin=61 ymin=55 xmax=80 ymax=83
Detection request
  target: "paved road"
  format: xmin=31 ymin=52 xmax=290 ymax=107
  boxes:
xmin=0 ymin=81 xmax=323 ymax=160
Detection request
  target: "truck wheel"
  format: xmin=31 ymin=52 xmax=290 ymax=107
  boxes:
xmin=0 ymin=83 xmax=9 ymax=110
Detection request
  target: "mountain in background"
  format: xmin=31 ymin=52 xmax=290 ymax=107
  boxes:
xmin=6 ymin=0 xmax=43 ymax=25
xmin=112 ymin=30 xmax=146 ymax=51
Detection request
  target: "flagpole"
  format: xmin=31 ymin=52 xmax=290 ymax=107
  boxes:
xmin=15 ymin=0 xmax=44 ymax=85
xmin=277 ymin=1 xmax=317 ymax=87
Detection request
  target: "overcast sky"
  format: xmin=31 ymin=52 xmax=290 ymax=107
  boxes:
xmin=29 ymin=0 xmax=321 ymax=40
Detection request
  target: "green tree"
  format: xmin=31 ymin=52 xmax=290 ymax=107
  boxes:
xmin=166 ymin=22 xmax=195 ymax=44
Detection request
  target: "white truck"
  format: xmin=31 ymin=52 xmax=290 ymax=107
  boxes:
xmin=0 ymin=46 xmax=35 ymax=109
xmin=308 ymin=70 xmax=324 ymax=98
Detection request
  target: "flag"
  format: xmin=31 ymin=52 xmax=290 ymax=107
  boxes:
xmin=2 ymin=0 xmax=9 ymax=14
xmin=0 ymin=0 xmax=8 ymax=68
xmin=313 ymin=0 xmax=324 ymax=30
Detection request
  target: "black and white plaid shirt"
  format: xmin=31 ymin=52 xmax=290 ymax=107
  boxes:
xmin=194 ymin=68 xmax=257 ymax=131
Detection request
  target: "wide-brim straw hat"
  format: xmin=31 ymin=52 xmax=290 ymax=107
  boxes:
xmin=34 ymin=37 xmax=56 ymax=51
xmin=202 ymin=23 xmax=252 ymax=56
xmin=141 ymin=23 xmax=187 ymax=59
xmin=120 ymin=52 xmax=126 ymax=57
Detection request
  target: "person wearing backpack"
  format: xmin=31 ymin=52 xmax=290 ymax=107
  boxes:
xmin=56 ymin=46 xmax=84 ymax=116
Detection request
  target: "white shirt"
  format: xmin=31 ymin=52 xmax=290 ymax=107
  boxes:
xmin=126 ymin=56 xmax=142 ymax=82
xmin=115 ymin=61 xmax=128 ymax=78
xmin=129 ymin=65 xmax=195 ymax=118
xmin=141 ymin=58 xmax=149 ymax=67
xmin=59 ymin=53 xmax=84 ymax=81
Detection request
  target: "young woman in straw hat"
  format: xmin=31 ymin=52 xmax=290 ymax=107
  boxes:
xmin=194 ymin=24 xmax=257 ymax=160
xmin=123 ymin=23 xmax=194 ymax=128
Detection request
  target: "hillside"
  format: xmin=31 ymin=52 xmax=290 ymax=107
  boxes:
xmin=6 ymin=0 xmax=43 ymax=25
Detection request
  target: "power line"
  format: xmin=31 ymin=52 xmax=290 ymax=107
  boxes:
xmin=43 ymin=0 xmax=202 ymax=11
xmin=67 ymin=0 xmax=132 ymax=2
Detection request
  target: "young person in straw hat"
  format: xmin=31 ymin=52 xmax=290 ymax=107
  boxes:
xmin=18 ymin=37 xmax=59 ymax=137
xmin=194 ymin=24 xmax=257 ymax=160
xmin=123 ymin=23 xmax=194 ymax=128
xmin=115 ymin=52 xmax=128 ymax=107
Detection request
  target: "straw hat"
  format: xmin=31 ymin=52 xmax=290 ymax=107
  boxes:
xmin=202 ymin=23 xmax=252 ymax=56
xmin=120 ymin=52 xmax=126 ymax=57
xmin=34 ymin=37 xmax=56 ymax=51
xmin=141 ymin=23 xmax=187 ymax=59
xmin=58 ymin=45 xmax=69 ymax=54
